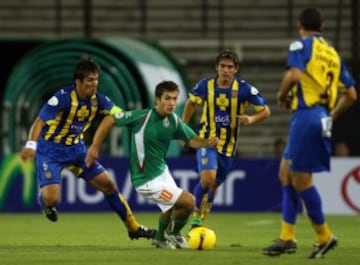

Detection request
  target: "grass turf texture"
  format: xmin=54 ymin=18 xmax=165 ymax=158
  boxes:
xmin=0 ymin=212 xmax=358 ymax=265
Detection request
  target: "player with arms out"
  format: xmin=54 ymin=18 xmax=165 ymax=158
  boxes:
xmin=182 ymin=49 xmax=271 ymax=228
xmin=262 ymin=8 xmax=357 ymax=259
xmin=20 ymin=58 xmax=156 ymax=240
xmin=86 ymin=81 xmax=219 ymax=249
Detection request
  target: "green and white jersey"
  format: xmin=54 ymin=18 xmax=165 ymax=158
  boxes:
xmin=113 ymin=108 xmax=197 ymax=187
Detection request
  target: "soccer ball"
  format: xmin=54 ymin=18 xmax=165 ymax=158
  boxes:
xmin=187 ymin=226 xmax=216 ymax=250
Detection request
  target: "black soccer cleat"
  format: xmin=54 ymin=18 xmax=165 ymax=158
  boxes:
xmin=263 ymin=239 xmax=297 ymax=256
xmin=42 ymin=207 xmax=58 ymax=222
xmin=308 ymin=235 xmax=338 ymax=259
xmin=128 ymin=225 xmax=157 ymax=240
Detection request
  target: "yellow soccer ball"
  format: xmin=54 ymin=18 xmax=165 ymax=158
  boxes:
xmin=188 ymin=226 xmax=216 ymax=250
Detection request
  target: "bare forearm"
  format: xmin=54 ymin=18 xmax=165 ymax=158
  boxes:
xmin=182 ymin=100 xmax=197 ymax=124
xmin=92 ymin=115 xmax=115 ymax=148
xmin=187 ymin=136 xmax=218 ymax=149
xmin=331 ymin=87 xmax=357 ymax=120
xmin=252 ymin=106 xmax=271 ymax=124
xmin=28 ymin=117 xmax=45 ymax=141
xmin=278 ymin=71 xmax=297 ymax=101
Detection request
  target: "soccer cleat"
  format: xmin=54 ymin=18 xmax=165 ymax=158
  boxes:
xmin=189 ymin=218 xmax=203 ymax=230
xmin=42 ymin=207 xmax=58 ymax=222
xmin=164 ymin=231 xmax=190 ymax=249
xmin=262 ymin=239 xmax=297 ymax=256
xmin=152 ymin=239 xmax=176 ymax=249
xmin=308 ymin=235 xmax=338 ymax=259
xmin=128 ymin=225 xmax=157 ymax=240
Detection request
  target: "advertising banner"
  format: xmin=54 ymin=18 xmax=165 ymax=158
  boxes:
xmin=0 ymin=154 xmax=282 ymax=213
xmin=1 ymin=154 xmax=359 ymax=214
xmin=314 ymin=158 xmax=360 ymax=214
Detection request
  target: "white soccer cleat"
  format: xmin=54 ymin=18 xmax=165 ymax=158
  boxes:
xmin=164 ymin=231 xmax=190 ymax=249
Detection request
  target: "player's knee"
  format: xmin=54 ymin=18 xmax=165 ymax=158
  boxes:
xmin=43 ymin=194 xmax=61 ymax=206
xmin=200 ymin=176 xmax=216 ymax=188
xmin=183 ymin=192 xmax=195 ymax=214
xmin=103 ymin=181 xmax=116 ymax=195
xmin=97 ymin=179 xmax=116 ymax=195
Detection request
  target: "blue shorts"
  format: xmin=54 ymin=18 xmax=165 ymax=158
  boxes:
xmin=284 ymin=106 xmax=331 ymax=173
xmin=35 ymin=139 xmax=106 ymax=187
xmin=196 ymin=148 xmax=234 ymax=185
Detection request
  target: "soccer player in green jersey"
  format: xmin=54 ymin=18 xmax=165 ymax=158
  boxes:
xmin=86 ymin=81 xmax=219 ymax=249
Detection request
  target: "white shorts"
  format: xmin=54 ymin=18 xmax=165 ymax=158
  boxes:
xmin=136 ymin=167 xmax=183 ymax=212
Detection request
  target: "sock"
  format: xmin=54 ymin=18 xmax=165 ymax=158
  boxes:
xmin=156 ymin=215 xmax=170 ymax=241
xmin=193 ymin=183 xmax=208 ymax=219
xmin=282 ymin=185 xmax=301 ymax=224
xmin=167 ymin=217 xmax=188 ymax=235
xmin=105 ymin=191 xmax=140 ymax=232
xmin=201 ymin=190 xmax=215 ymax=221
xmin=298 ymin=186 xmax=331 ymax=243
xmin=279 ymin=186 xmax=300 ymax=241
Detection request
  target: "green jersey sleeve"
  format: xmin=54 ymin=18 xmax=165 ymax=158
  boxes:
xmin=175 ymin=115 xmax=197 ymax=142
xmin=113 ymin=109 xmax=148 ymax=128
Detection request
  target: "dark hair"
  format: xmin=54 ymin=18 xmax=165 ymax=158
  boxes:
xmin=155 ymin=81 xmax=179 ymax=98
xmin=74 ymin=58 xmax=101 ymax=81
xmin=216 ymin=49 xmax=239 ymax=67
xmin=298 ymin=8 xmax=323 ymax=31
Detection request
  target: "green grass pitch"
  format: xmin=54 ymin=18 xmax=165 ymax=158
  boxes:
xmin=0 ymin=212 xmax=358 ymax=265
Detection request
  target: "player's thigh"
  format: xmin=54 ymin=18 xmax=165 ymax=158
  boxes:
xmin=291 ymin=172 xmax=313 ymax=192
xmin=175 ymin=190 xmax=195 ymax=210
xmin=41 ymin=183 xmax=61 ymax=203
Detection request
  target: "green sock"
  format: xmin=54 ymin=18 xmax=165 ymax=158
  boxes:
xmin=155 ymin=215 xmax=169 ymax=241
xmin=167 ymin=218 xmax=188 ymax=235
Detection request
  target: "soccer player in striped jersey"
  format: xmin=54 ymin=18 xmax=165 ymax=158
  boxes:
xmin=86 ymin=81 xmax=219 ymax=249
xmin=20 ymin=58 xmax=156 ymax=240
xmin=262 ymin=8 xmax=357 ymax=259
xmin=182 ymin=50 xmax=271 ymax=228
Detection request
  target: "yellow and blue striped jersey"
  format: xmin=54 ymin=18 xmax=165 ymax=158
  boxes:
xmin=188 ymin=77 xmax=267 ymax=157
xmin=38 ymin=85 xmax=119 ymax=145
xmin=287 ymin=34 xmax=355 ymax=111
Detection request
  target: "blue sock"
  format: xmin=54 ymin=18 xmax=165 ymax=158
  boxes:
xmin=207 ymin=190 xmax=215 ymax=203
xmin=105 ymin=191 xmax=127 ymax=221
xmin=298 ymin=186 xmax=325 ymax=225
xmin=193 ymin=183 xmax=208 ymax=209
xmin=282 ymin=185 xmax=301 ymax=224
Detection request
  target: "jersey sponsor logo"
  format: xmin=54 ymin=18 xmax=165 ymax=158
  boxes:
xmin=289 ymin=40 xmax=303 ymax=51
xmin=159 ymin=189 xmax=173 ymax=202
xmin=47 ymin=96 xmax=59 ymax=106
xmin=215 ymin=114 xmax=230 ymax=126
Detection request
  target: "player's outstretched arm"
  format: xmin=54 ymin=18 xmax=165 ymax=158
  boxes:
xmin=20 ymin=117 xmax=45 ymax=162
xmin=182 ymin=100 xmax=198 ymax=124
xmin=331 ymin=86 xmax=357 ymax=120
xmin=187 ymin=136 xmax=219 ymax=149
xmin=86 ymin=115 xmax=115 ymax=167
xmin=238 ymin=105 xmax=271 ymax=125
